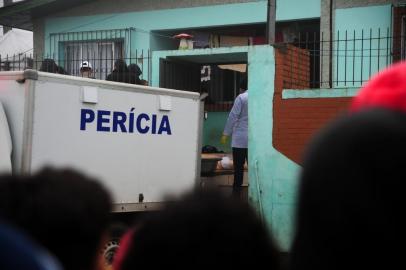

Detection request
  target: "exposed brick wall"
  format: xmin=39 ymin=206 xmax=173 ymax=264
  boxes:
xmin=392 ymin=6 xmax=406 ymax=62
xmin=275 ymin=44 xmax=311 ymax=90
xmin=273 ymin=46 xmax=352 ymax=164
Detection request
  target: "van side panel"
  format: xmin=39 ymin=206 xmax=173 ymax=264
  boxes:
xmin=30 ymin=78 xmax=200 ymax=204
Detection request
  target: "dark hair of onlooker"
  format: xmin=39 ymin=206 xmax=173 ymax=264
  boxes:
xmin=291 ymin=109 xmax=406 ymax=270
xmin=0 ymin=168 xmax=112 ymax=270
xmin=115 ymin=191 xmax=279 ymax=270
xmin=128 ymin=64 xmax=142 ymax=85
xmin=240 ymin=76 xmax=248 ymax=91
xmin=113 ymin=59 xmax=128 ymax=73
xmin=39 ymin=59 xmax=59 ymax=73
xmin=106 ymin=59 xmax=129 ymax=83
xmin=128 ymin=64 xmax=142 ymax=77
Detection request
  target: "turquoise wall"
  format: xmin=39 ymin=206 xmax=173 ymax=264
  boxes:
xmin=276 ymin=0 xmax=320 ymax=21
xmin=202 ymin=112 xmax=231 ymax=153
xmin=44 ymin=0 xmax=323 ymax=58
xmin=150 ymin=33 xmax=178 ymax=52
xmin=334 ymin=5 xmax=392 ymax=87
xmin=247 ymin=46 xmax=300 ymax=252
xmin=44 ymin=1 xmax=268 ymax=80
xmin=44 ymin=1 xmax=268 ymax=55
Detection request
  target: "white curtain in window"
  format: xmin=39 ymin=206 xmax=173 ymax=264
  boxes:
xmin=65 ymin=41 xmax=123 ymax=79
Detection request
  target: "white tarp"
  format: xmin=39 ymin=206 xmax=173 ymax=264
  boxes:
xmin=0 ymin=28 xmax=33 ymax=57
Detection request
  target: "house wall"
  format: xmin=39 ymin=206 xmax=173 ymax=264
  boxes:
xmin=276 ymin=0 xmax=321 ymax=21
xmin=51 ymin=0 xmax=261 ymax=17
xmin=319 ymin=2 xmax=393 ymax=88
xmin=334 ymin=0 xmax=406 ymax=9
xmin=37 ymin=0 xmax=323 ymax=56
xmin=334 ymin=4 xmax=392 ymax=87
xmin=247 ymin=45 xmax=301 ymax=252
xmin=150 ymin=33 xmax=178 ymax=52
xmin=42 ymin=2 xmax=268 ymax=62
xmin=273 ymin=45 xmax=356 ymax=164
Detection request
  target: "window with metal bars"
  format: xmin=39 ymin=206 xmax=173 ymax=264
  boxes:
xmin=49 ymin=28 xmax=134 ymax=79
xmin=63 ymin=41 xmax=123 ymax=79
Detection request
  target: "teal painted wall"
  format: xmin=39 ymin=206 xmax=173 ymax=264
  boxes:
xmin=334 ymin=5 xmax=392 ymax=87
xmin=202 ymin=112 xmax=231 ymax=153
xmin=276 ymin=0 xmax=320 ymax=21
xmin=247 ymin=46 xmax=300 ymax=252
xmin=44 ymin=1 xmax=268 ymax=55
xmin=44 ymin=0 xmax=323 ymax=60
xmin=150 ymin=33 xmax=177 ymax=52
xmin=44 ymin=1 xmax=269 ymax=80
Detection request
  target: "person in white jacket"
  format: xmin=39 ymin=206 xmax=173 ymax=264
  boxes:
xmin=221 ymin=77 xmax=248 ymax=197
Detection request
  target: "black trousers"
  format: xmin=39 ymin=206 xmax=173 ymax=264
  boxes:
xmin=232 ymin=147 xmax=248 ymax=194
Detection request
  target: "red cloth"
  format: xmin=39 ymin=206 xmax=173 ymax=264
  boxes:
xmin=253 ymin=36 xmax=267 ymax=45
xmin=351 ymin=61 xmax=406 ymax=113
xmin=112 ymin=229 xmax=135 ymax=270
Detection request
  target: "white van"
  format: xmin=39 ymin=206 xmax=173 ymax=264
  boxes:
xmin=0 ymin=70 xmax=204 ymax=211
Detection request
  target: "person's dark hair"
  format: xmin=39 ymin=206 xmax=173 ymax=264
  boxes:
xmin=128 ymin=64 xmax=142 ymax=76
xmin=39 ymin=59 xmax=59 ymax=73
xmin=239 ymin=76 xmax=248 ymax=91
xmin=116 ymin=191 xmax=279 ymax=269
xmin=0 ymin=168 xmax=112 ymax=270
xmin=127 ymin=64 xmax=142 ymax=85
xmin=114 ymin=59 xmax=128 ymax=73
xmin=291 ymin=109 xmax=406 ymax=270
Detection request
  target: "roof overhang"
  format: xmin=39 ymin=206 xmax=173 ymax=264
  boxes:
xmin=0 ymin=0 xmax=94 ymax=31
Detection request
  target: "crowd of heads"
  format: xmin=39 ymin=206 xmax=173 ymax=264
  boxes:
xmin=2 ymin=61 xmax=406 ymax=270
xmin=0 ymin=169 xmax=278 ymax=270
xmin=106 ymin=59 xmax=147 ymax=85
xmin=39 ymin=58 xmax=148 ymax=85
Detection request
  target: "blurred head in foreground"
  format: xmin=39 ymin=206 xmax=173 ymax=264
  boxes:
xmin=0 ymin=168 xmax=112 ymax=270
xmin=114 ymin=191 xmax=280 ymax=270
xmin=292 ymin=62 xmax=406 ymax=270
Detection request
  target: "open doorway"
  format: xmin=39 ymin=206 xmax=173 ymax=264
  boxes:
xmin=159 ymin=52 xmax=247 ymax=112
xmin=159 ymin=52 xmax=249 ymax=199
